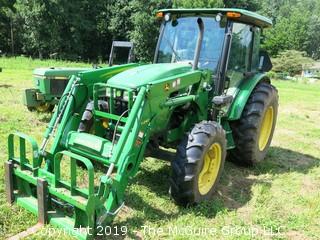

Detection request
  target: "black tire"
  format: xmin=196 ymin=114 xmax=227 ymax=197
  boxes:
xmin=170 ymin=121 xmax=226 ymax=206
xmin=229 ymin=82 xmax=278 ymax=166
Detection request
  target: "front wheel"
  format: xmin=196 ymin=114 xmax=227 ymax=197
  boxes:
xmin=35 ymin=103 xmax=55 ymax=113
xmin=170 ymin=121 xmax=226 ymax=206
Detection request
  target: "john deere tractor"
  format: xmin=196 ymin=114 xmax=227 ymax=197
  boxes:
xmin=5 ymin=8 xmax=278 ymax=239
xmin=23 ymin=41 xmax=134 ymax=112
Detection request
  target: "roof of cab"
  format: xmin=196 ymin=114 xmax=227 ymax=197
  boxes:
xmin=158 ymin=8 xmax=272 ymax=28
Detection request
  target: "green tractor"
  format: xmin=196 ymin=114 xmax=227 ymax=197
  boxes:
xmin=23 ymin=41 xmax=134 ymax=112
xmin=5 ymin=8 xmax=278 ymax=239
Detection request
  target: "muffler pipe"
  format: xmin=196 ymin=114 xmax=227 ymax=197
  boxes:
xmin=193 ymin=18 xmax=204 ymax=70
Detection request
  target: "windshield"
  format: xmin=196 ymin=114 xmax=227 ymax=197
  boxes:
xmin=156 ymin=16 xmax=226 ymax=72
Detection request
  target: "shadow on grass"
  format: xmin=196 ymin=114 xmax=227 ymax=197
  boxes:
xmin=0 ymin=84 xmax=13 ymax=88
xmin=108 ymin=146 xmax=319 ymax=239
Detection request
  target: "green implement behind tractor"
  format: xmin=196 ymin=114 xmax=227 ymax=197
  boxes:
xmin=23 ymin=41 xmax=134 ymax=112
xmin=5 ymin=8 xmax=278 ymax=239
xmin=24 ymin=67 xmax=90 ymax=112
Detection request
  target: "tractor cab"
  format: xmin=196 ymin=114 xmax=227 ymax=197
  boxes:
xmin=154 ymin=9 xmax=273 ymax=96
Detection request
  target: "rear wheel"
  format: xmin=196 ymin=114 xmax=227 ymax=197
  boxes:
xmin=229 ymin=82 xmax=278 ymax=166
xmin=170 ymin=121 xmax=226 ymax=206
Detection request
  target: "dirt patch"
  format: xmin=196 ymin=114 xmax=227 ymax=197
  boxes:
xmin=216 ymin=189 xmax=242 ymax=209
xmin=217 ymin=173 xmax=257 ymax=209
xmin=300 ymin=176 xmax=319 ymax=195
xmin=286 ymin=230 xmax=310 ymax=240
xmin=0 ymin=116 xmax=7 ymax=122
xmin=236 ymin=206 xmax=254 ymax=222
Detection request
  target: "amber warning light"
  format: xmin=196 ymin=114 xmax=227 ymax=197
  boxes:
xmin=156 ymin=12 xmax=164 ymax=18
xmin=226 ymin=12 xmax=241 ymax=18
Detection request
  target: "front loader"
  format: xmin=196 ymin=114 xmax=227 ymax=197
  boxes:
xmin=5 ymin=8 xmax=278 ymax=239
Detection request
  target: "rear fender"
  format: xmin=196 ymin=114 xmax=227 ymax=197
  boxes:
xmin=227 ymin=73 xmax=270 ymax=121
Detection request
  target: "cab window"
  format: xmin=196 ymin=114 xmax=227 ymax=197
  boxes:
xmin=227 ymin=23 xmax=253 ymax=88
xmin=251 ymin=27 xmax=261 ymax=72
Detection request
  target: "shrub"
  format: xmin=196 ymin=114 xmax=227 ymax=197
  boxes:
xmin=272 ymin=50 xmax=315 ymax=77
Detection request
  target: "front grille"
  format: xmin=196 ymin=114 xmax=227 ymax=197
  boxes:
xmin=49 ymin=78 xmax=69 ymax=95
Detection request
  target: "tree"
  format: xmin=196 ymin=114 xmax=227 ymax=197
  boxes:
xmin=260 ymin=0 xmax=320 ymax=59
xmin=223 ymin=0 xmax=260 ymax=11
xmin=0 ymin=0 xmax=19 ymax=55
xmin=304 ymin=15 xmax=320 ymax=59
xmin=1 ymin=0 xmax=319 ymax=62
xmin=263 ymin=10 xmax=309 ymax=57
xmin=258 ymin=0 xmax=298 ymax=23
xmin=108 ymin=0 xmax=133 ymax=41
xmin=15 ymin=0 xmax=58 ymax=58
xmin=14 ymin=0 xmax=113 ymax=60
xmin=173 ymin=0 xmax=223 ymax=8
xmin=129 ymin=0 xmax=171 ymax=62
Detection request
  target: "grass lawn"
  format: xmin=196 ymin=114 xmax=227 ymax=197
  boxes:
xmin=0 ymin=57 xmax=319 ymax=240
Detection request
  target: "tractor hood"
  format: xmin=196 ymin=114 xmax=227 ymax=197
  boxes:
xmin=33 ymin=67 xmax=90 ymax=79
xmin=107 ymin=63 xmax=192 ymax=88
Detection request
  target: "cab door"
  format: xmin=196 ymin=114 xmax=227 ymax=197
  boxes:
xmin=226 ymin=23 xmax=261 ymax=95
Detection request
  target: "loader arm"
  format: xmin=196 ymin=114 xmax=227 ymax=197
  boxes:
xmin=5 ymin=64 xmax=155 ymax=239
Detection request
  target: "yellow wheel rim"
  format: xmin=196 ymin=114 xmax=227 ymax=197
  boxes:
xmin=258 ymin=106 xmax=274 ymax=151
xmin=198 ymin=143 xmax=222 ymax=195
xmin=36 ymin=103 xmax=51 ymax=112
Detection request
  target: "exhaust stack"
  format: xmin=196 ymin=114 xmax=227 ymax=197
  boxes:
xmin=193 ymin=18 xmax=204 ymax=70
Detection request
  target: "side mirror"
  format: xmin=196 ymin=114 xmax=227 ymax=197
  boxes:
xmin=259 ymin=50 xmax=273 ymax=72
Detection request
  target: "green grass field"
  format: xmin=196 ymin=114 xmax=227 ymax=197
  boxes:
xmin=0 ymin=57 xmax=319 ymax=240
